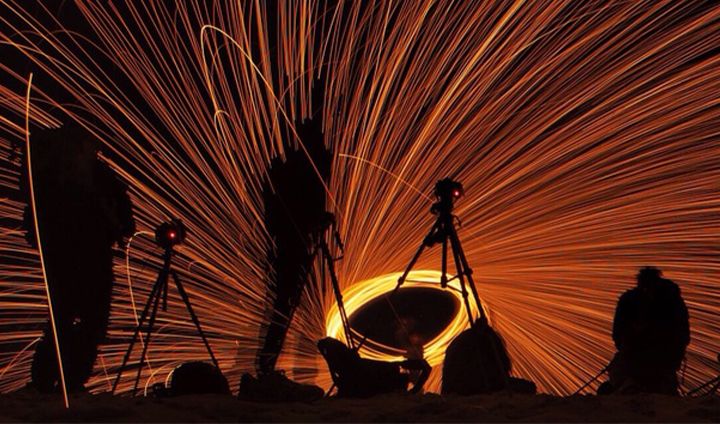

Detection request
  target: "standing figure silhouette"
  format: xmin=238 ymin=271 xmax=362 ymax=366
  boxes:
xmin=256 ymin=117 xmax=331 ymax=375
xmin=238 ymin=112 xmax=330 ymax=402
xmin=22 ymin=126 xmax=134 ymax=392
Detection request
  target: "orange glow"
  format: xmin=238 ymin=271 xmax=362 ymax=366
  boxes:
xmin=325 ymin=270 xmax=488 ymax=392
xmin=0 ymin=1 xmax=718 ymax=397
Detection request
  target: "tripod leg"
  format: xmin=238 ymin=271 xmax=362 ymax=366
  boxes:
xmin=688 ymin=376 xmax=720 ymax=397
xmin=449 ymin=242 xmax=474 ymax=324
xmin=322 ymin=242 xmax=354 ymax=348
xmin=441 ymin=237 xmax=448 ymax=288
xmin=710 ymin=378 xmax=720 ymax=396
xmin=448 ymin=227 xmax=512 ymax=389
xmin=132 ymin=283 xmax=162 ymax=396
xmin=162 ymin=274 xmax=168 ymax=311
xmin=112 ymin=274 xmax=164 ymax=394
xmin=172 ymin=271 xmax=220 ymax=369
xmin=318 ymin=246 xmax=350 ymax=344
xmin=396 ymin=220 xmax=442 ymax=290
xmin=396 ymin=242 xmax=427 ymax=290
xmin=449 ymin=228 xmax=484 ymax=319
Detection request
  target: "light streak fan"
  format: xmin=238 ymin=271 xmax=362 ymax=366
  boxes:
xmin=0 ymin=0 xmax=718 ymax=395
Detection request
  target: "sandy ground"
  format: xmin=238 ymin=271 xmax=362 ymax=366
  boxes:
xmin=0 ymin=390 xmax=718 ymax=422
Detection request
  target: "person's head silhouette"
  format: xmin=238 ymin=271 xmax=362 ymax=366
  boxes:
xmin=637 ymin=266 xmax=663 ymax=291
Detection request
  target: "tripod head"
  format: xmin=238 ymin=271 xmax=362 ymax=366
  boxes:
xmin=155 ymin=219 xmax=186 ymax=250
xmin=313 ymin=211 xmax=344 ymax=253
xmin=423 ymin=179 xmax=464 ymax=247
xmin=431 ymin=178 xmax=463 ymax=216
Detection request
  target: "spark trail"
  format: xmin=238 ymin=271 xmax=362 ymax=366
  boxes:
xmin=0 ymin=1 xmax=718 ymax=394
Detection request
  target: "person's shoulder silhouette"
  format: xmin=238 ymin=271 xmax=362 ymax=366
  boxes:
xmin=22 ymin=125 xmax=134 ymax=247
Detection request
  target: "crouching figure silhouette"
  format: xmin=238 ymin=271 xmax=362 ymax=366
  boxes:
xmin=442 ymin=317 xmax=536 ymax=395
xmin=599 ymin=266 xmax=690 ymax=395
xmin=318 ymin=337 xmax=431 ymax=398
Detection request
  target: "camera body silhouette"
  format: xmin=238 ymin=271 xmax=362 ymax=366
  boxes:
xmin=155 ymin=219 xmax=187 ymax=249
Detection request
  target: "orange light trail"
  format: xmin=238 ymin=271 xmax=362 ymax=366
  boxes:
xmin=325 ymin=270 xmax=488 ymax=390
xmin=23 ymin=73 xmax=69 ymax=408
xmin=0 ymin=1 xmax=718 ymax=396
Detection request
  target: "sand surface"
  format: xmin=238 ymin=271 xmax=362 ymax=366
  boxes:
xmin=0 ymin=390 xmax=718 ymax=422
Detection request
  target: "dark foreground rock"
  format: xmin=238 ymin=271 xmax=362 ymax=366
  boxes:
xmin=0 ymin=390 xmax=718 ymax=422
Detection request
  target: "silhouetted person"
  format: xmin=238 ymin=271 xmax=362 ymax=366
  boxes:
xmin=238 ymin=113 xmax=330 ymax=402
xmin=442 ymin=317 xmax=536 ymax=395
xmin=599 ymin=266 xmax=690 ymax=395
xmin=240 ymin=2 xmax=343 ymax=398
xmin=317 ymin=337 xmax=430 ymax=398
xmin=256 ymin=120 xmax=331 ymax=375
xmin=395 ymin=317 xmax=425 ymax=387
xmin=21 ymin=126 xmax=134 ymax=392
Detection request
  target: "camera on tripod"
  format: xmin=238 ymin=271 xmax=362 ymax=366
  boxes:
xmin=155 ymin=219 xmax=186 ymax=249
xmin=114 ymin=218 xmax=218 ymax=396
xmin=434 ymin=178 xmax=463 ymax=200
xmin=431 ymin=178 xmax=463 ymax=215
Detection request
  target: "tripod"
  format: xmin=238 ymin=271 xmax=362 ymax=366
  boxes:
xmin=313 ymin=212 xmax=359 ymax=397
xmin=314 ymin=212 xmax=355 ymax=350
xmin=394 ymin=178 xmax=485 ymax=326
xmin=572 ymin=359 xmax=614 ymax=395
xmin=686 ymin=353 xmax=720 ymax=397
xmin=112 ymin=246 xmax=219 ymax=396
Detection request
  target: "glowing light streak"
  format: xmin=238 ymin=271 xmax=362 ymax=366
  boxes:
xmin=325 ymin=270 xmax=488 ymax=390
xmin=0 ymin=1 xmax=717 ymax=396
xmin=24 ymin=73 xmax=69 ymax=408
xmin=0 ymin=337 xmax=40 ymax=381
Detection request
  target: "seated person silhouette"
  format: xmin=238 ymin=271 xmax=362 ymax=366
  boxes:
xmin=599 ymin=266 xmax=690 ymax=395
xmin=317 ymin=337 xmax=431 ymax=398
xmin=442 ymin=317 xmax=536 ymax=395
